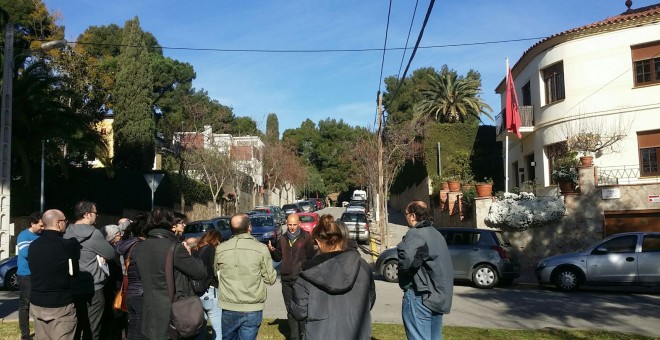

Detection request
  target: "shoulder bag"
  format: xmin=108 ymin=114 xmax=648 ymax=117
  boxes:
xmin=113 ymin=246 xmax=133 ymax=312
xmin=166 ymin=242 xmax=205 ymax=339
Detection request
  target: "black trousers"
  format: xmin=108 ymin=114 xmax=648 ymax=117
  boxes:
xmin=73 ymin=289 xmax=105 ymax=340
xmin=126 ymin=295 xmax=146 ymax=340
xmin=282 ymin=280 xmax=305 ymax=340
xmin=18 ymin=275 xmax=31 ymax=340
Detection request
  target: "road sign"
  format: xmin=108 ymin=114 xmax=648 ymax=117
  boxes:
xmin=144 ymin=173 xmax=165 ymax=210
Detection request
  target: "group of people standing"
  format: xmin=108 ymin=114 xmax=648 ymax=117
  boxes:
xmin=16 ymin=198 xmax=452 ymax=340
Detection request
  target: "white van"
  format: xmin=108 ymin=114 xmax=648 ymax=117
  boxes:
xmin=352 ymin=190 xmax=367 ymax=201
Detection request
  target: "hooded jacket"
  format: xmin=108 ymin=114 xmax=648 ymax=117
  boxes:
xmin=397 ymin=220 xmax=454 ymax=314
xmin=64 ymin=223 xmax=116 ymax=292
xmin=290 ymin=249 xmax=375 ymax=340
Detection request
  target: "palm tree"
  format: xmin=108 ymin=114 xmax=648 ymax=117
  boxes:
xmin=11 ymin=60 xmax=105 ymax=184
xmin=415 ymin=72 xmax=493 ymax=123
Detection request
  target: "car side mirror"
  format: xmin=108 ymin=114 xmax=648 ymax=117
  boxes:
xmin=594 ymin=247 xmax=608 ymax=255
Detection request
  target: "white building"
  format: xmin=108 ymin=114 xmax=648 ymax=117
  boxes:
xmin=495 ymin=3 xmax=660 ymax=191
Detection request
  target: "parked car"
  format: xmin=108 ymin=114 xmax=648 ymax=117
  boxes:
xmin=536 ymin=232 xmax=660 ymax=291
xmin=297 ymin=201 xmax=314 ymax=212
xmin=340 ymin=212 xmax=370 ymax=244
xmin=183 ymin=217 xmax=232 ymax=241
xmin=0 ymin=256 xmax=18 ymax=291
xmin=310 ymin=198 xmax=324 ymax=210
xmin=297 ymin=212 xmax=320 ymax=234
xmin=282 ymin=203 xmax=302 ymax=217
xmin=346 ymin=200 xmax=368 ymax=214
xmin=249 ymin=213 xmax=281 ymax=244
xmin=253 ymin=206 xmax=285 ymax=225
xmin=375 ymin=227 xmax=520 ymax=289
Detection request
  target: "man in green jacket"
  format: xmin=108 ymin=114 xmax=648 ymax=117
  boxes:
xmin=215 ymin=213 xmax=277 ymax=339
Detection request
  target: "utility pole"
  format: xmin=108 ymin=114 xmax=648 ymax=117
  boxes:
xmin=0 ymin=13 xmax=14 ymax=259
xmin=376 ymin=91 xmax=387 ymax=253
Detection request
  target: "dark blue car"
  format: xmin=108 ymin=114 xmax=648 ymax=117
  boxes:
xmin=183 ymin=217 xmax=232 ymax=242
xmin=249 ymin=213 xmax=281 ymax=244
xmin=0 ymin=256 xmax=18 ymax=290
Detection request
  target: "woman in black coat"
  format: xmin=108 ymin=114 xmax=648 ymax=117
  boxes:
xmin=289 ymin=215 xmax=376 ymax=340
xmin=132 ymin=208 xmax=206 ymax=339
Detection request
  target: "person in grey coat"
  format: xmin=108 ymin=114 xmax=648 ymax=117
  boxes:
xmin=289 ymin=215 xmax=375 ymax=340
xmin=397 ymin=200 xmax=453 ymax=340
xmin=64 ymin=200 xmax=115 ymax=340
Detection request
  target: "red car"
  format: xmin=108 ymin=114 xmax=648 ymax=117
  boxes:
xmin=296 ymin=212 xmax=319 ymax=234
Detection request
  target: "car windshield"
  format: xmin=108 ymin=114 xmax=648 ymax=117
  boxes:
xmin=341 ymin=214 xmax=367 ymax=223
xmin=250 ymin=216 xmax=274 ymax=228
xmin=283 ymin=205 xmax=297 ymax=210
xmin=299 ymin=215 xmax=316 ymax=223
xmin=494 ymin=232 xmax=512 ymax=246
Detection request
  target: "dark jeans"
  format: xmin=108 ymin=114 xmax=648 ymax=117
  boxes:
xmin=18 ymin=275 xmax=31 ymax=340
xmin=282 ymin=280 xmax=305 ymax=340
xmin=126 ymin=295 xmax=146 ymax=340
xmin=73 ymin=289 xmax=105 ymax=340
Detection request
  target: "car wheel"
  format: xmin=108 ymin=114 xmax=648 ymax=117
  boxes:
xmin=382 ymin=260 xmax=399 ymax=283
xmin=5 ymin=268 xmax=18 ymax=291
xmin=472 ymin=264 xmax=499 ymax=289
xmin=553 ymin=267 xmax=581 ymax=292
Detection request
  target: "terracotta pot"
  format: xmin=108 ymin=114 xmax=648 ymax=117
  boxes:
xmin=579 ymin=156 xmax=593 ymax=166
xmin=558 ymin=181 xmax=576 ymax=194
xmin=441 ymin=181 xmax=449 ymax=191
xmin=475 ymin=183 xmax=493 ymax=197
xmin=447 ymin=180 xmax=461 ymax=192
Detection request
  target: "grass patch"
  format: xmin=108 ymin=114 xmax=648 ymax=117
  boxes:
xmin=1 ymin=319 xmax=655 ymax=340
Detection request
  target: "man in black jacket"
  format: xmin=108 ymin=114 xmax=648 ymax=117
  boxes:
xmin=267 ymin=213 xmax=314 ymax=340
xmin=29 ymin=209 xmax=80 ymax=340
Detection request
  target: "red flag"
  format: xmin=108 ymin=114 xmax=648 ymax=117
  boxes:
xmin=505 ymin=67 xmax=522 ymax=139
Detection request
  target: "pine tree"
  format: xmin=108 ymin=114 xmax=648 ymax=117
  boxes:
xmin=266 ymin=113 xmax=280 ymax=143
xmin=112 ymin=16 xmax=155 ymax=171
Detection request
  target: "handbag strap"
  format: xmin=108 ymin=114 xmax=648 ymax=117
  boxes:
xmin=165 ymin=241 xmax=176 ymax=302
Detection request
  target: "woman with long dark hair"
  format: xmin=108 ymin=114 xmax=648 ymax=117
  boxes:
xmin=132 ymin=208 xmax=206 ymax=339
xmin=115 ymin=214 xmax=147 ymax=340
xmin=192 ymin=230 xmax=223 ymax=339
xmin=289 ymin=214 xmax=376 ymax=339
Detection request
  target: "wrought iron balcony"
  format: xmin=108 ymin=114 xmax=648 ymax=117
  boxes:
xmin=495 ymin=105 xmax=535 ymax=140
xmin=596 ymin=165 xmax=660 ymax=186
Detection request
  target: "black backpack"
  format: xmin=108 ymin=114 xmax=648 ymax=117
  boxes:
xmin=191 ymin=246 xmax=212 ymax=296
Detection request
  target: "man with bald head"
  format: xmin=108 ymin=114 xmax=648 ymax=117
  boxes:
xmin=215 ymin=213 xmax=277 ymax=339
xmin=29 ymin=209 xmax=81 ymax=340
xmin=267 ymin=213 xmax=314 ymax=340
xmin=397 ymin=200 xmax=454 ymax=340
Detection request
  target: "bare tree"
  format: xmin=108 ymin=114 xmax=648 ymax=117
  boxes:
xmin=181 ymin=139 xmax=233 ymax=215
xmin=562 ymin=115 xmax=631 ymax=157
xmin=263 ymin=141 xmax=301 ymax=206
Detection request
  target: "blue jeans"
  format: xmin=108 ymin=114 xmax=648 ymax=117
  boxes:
xmin=195 ymin=286 xmax=223 ymax=339
xmin=402 ymin=289 xmax=443 ymax=340
xmin=221 ymin=310 xmax=262 ymax=340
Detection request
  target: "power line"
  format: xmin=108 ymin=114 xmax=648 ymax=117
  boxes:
xmin=35 ymin=36 xmax=547 ymax=54
xmin=397 ymin=0 xmax=419 ymax=81
xmin=378 ymin=0 xmax=393 ymax=93
xmin=385 ymin=0 xmax=436 ymax=109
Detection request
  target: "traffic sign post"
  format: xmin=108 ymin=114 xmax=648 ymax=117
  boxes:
xmin=144 ymin=173 xmax=165 ymax=210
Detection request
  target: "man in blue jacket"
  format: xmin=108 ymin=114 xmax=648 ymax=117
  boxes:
xmin=397 ymin=200 xmax=453 ymax=340
xmin=16 ymin=211 xmax=43 ymax=340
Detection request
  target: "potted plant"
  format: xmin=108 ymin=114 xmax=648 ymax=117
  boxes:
xmin=552 ymin=152 xmax=579 ymax=193
xmin=475 ymin=177 xmax=494 ymax=197
xmin=460 ymin=186 xmax=476 ymax=219
xmin=567 ymin=132 xmax=599 ymax=166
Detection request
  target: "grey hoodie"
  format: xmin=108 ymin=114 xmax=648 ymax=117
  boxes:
xmin=64 ymin=224 xmax=116 ymax=292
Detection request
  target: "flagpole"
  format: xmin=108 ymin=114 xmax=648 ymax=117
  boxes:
xmin=505 ymin=58 xmax=509 ymax=193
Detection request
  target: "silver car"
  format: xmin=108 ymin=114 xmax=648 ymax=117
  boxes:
xmin=535 ymin=232 xmax=660 ymax=291
xmin=375 ymin=227 xmax=520 ymax=289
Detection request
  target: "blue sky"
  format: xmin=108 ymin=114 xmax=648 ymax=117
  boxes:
xmin=43 ymin=0 xmax=658 ymax=134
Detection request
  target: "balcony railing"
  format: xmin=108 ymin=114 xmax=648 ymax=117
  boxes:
xmin=596 ymin=165 xmax=660 ymax=186
xmin=495 ymin=105 xmax=534 ymax=136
